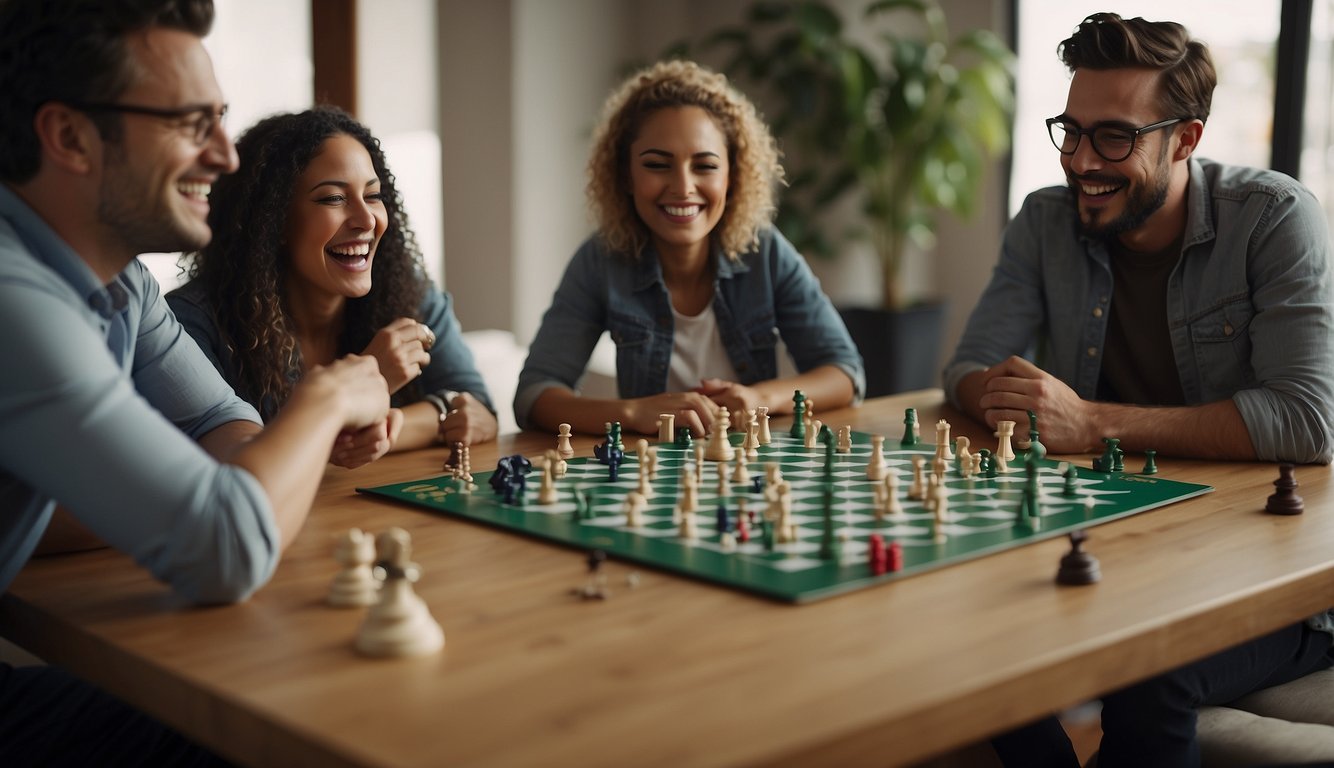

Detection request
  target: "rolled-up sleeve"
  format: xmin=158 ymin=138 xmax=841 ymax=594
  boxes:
xmin=1232 ymin=187 xmax=1334 ymax=464
xmin=0 ymin=269 xmax=278 ymax=604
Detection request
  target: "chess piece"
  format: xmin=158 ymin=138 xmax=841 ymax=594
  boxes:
xmin=327 ymin=528 xmax=378 ymax=607
xmin=705 ymin=407 xmax=735 ymax=461
xmin=867 ymin=435 xmax=886 ymax=481
xmin=537 ymin=454 xmax=559 ymax=504
xmin=901 ymin=408 xmax=920 ymax=447
xmin=1141 ymin=449 xmax=1158 ymax=475
xmin=790 ymin=390 xmax=807 ymax=440
xmin=909 ymin=456 xmax=926 ymax=499
xmin=1265 ymin=463 xmax=1304 ymax=515
xmin=657 ymin=413 xmax=675 ymax=444
xmin=574 ymin=549 xmax=610 ymax=600
xmin=1055 ymin=529 xmax=1101 ymax=585
xmin=1026 ymin=410 xmax=1047 ymax=461
xmin=934 ymin=419 xmax=953 ymax=461
xmin=556 ymin=423 xmax=575 ymax=459
xmin=623 ymin=491 xmax=647 ymax=527
xmin=994 ymin=420 xmax=1016 ymax=463
xmin=954 ymin=436 xmax=972 ymax=477
xmin=756 ymin=406 xmax=772 ymax=444
xmin=837 ymin=425 xmax=852 ymax=454
xmin=354 ymin=528 xmax=444 ymax=657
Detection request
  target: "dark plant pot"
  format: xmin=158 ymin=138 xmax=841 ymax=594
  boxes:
xmin=839 ymin=302 xmax=947 ymax=398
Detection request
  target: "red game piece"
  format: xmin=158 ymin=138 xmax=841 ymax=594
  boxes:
xmin=868 ymin=534 xmax=887 ymax=575
xmin=737 ymin=510 xmax=750 ymax=543
xmin=887 ymin=541 xmax=903 ymax=573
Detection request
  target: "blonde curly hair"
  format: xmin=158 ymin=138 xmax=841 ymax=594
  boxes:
xmin=587 ymin=59 xmax=784 ymax=261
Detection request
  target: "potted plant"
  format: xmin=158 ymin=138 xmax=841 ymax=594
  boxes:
xmin=679 ymin=0 xmax=1015 ymax=394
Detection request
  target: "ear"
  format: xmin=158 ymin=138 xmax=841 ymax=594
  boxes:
xmin=31 ymin=102 xmax=102 ymax=176
xmin=1173 ymin=119 xmax=1204 ymax=162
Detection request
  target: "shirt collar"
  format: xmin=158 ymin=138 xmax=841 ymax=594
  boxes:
xmin=0 ymin=183 xmax=129 ymax=319
xmin=1181 ymin=156 xmax=1216 ymax=252
xmin=632 ymin=238 xmax=748 ymax=292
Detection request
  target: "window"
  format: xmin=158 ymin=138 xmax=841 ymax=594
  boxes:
xmin=1010 ymin=2 xmax=1282 ymax=216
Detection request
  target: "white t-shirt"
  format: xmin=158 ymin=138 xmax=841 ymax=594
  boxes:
xmin=666 ymin=303 xmax=738 ymax=393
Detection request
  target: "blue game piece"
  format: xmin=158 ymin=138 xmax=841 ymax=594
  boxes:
xmin=716 ymin=503 xmax=730 ymax=534
xmin=750 ymin=476 xmax=764 ymax=494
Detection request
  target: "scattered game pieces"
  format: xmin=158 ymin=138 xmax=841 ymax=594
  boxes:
xmin=573 ymin=549 xmax=609 ymax=600
xmin=1055 ymin=529 xmax=1101 ymax=586
xmin=1265 ymin=463 xmax=1304 ymax=515
xmin=1141 ymin=449 xmax=1158 ymax=475
xmin=327 ymin=528 xmax=378 ymax=607
xmin=490 ymin=454 xmax=532 ymax=503
xmin=363 ymin=416 xmax=1213 ymax=602
xmin=1093 ymin=437 xmax=1121 ymax=473
xmin=354 ymin=528 xmax=444 ymax=657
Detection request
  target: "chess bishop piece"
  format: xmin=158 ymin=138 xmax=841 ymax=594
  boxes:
xmin=355 ymin=528 xmax=445 ymax=657
xmin=1265 ymin=463 xmax=1304 ymax=515
xmin=1055 ymin=529 xmax=1101 ymax=586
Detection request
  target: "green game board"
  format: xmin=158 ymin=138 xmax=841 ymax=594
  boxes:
xmin=358 ymin=430 xmax=1212 ymax=603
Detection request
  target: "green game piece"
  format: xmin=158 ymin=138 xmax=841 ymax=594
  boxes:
xmin=1141 ymin=449 xmax=1158 ymax=475
xmin=1063 ymin=462 xmax=1079 ymax=496
xmin=674 ymin=426 xmax=693 ymax=449
xmin=1112 ymin=445 xmax=1125 ymax=473
xmin=609 ymin=421 xmax=624 ymax=453
xmin=760 ymin=518 xmax=774 ymax=551
xmin=1017 ymin=460 xmax=1041 ymax=521
xmin=901 ymin=408 xmax=920 ymax=447
xmin=978 ymin=448 xmax=997 ymax=478
xmin=820 ymin=425 xmax=836 ymax=484
xmin=818 ymin=485 xmax=840 ymax=560
xmin=1026 ymin=410 xmax=1046 ymax=461
xmin=1093 ymin=437 xmax=1120 ymax=473
xmin=790 ymin=390 xmax=807 ymax=440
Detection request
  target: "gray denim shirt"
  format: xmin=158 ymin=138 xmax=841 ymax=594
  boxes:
xmin=515 ymin=229 xmax=865 ymax=430
xmin=945 ymin=157 xmax=1334 ymax=464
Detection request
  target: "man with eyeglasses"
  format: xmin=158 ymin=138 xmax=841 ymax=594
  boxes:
xmin=0 ymin=0 xmax=394 ymax=763
xmin=952 ymin=13 xmax=1334 ymax=768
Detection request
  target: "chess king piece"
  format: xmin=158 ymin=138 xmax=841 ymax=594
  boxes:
xmin=1265 ymin=463 xmax=1305 ymax=515
xmin=354 ymin=527 xmax=445 ymax=658
xmin=1055 ymin=529 xmax=1101 ymax=585
xmin=327 ymin=528 xmax=378 ymax=607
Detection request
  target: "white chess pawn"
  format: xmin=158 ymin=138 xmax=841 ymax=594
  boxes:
xmin=909 ymin=456 xmax=926 ymax=500
xmin=886 ymin=473 xmax=905 ymax=518
xmin=732 ymin=451 xmax=751 ymax=486
xmin=623 ymin=491 xmax=647 ymax=527
xmin=867 ymin=435 xmax=886 ymax=481
xmin=837 ymin=425 xmax=852 ymax=454
xmin=537 ymin=456 xmax=559 ymax=505
xmin=327 ymin=528 xmax=378 ymax=607
xmin=756 ymin=406 xmax=772 ymax=445
xmin=955 ymin=436 xmax=972 ymax=477
xmin=354 ymin=528 xmax=444 ymax=658
xmin=556 ymin=423 xmax=575 ymax=460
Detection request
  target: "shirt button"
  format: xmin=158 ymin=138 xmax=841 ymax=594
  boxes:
xmin=1092 ymin=307 xmax=1104 ymax=318
xmin=1223 ymin=323 xmax=1233 ymax=336
xmin=1087 ymin=347 xmax=1098 ymax=357
xmin=1099 ymin=296 xmax=1109 ymax=304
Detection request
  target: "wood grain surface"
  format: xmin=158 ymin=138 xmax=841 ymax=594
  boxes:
xmin=3 ymin=390 xmax=1331 ymax=767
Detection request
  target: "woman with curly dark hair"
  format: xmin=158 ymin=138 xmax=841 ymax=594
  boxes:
xmin=168 ymin=107 xmax=496 ymax=466
xmin=515 ymin=60 xmax=864 ymax=437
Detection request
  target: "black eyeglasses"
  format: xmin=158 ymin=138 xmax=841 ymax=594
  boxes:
xmin=66 ymin=101 xmax=228 ymax=145
xmin=1045 ymin=116 xmax=1186 ymax=162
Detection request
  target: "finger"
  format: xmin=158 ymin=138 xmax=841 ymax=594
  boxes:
xmin=418 ymin=322 xmax=435 ymax=350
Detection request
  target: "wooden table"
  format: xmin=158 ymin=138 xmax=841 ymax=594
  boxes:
xmin=4 ymin=391 xmax=1333 ymax=767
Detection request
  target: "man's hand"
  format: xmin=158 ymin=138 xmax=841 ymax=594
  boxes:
xmin=361 ymin=317 xmax=434 ymax=395
xmin=626 ymin=392 xmax=720 ymax=437
xmin=303 ymin=354 xmax=391 ymax=431
xmin=438 ymin=393 xmax=499 ymax=446
xmin=976 ymin=356 xmax=1095 ymax=452
xmin=694 ymin=378 xmax=762 ymax=419
xmin=331 ymin=408 xmax=404 ymax=469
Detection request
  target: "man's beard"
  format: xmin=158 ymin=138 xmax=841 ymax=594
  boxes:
xmin=1069 ymin=157 xmax=1171 ymax=241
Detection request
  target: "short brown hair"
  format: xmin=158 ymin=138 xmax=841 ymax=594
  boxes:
xmin=1058 ymin=12 xmax=1216 ymax=123
xmin=586 ymin=59 xmax=783 ymax=261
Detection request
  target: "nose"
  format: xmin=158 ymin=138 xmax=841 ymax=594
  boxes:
xmin=667 ymin=164 xmax=695 ymax=196
xmin=1067 ymin=132 xmax=1103 ymax=175
xmin=348 ymin=196 xmax=377 ymax=230
xmin=204 ymin=122 xmax=239 ymax=174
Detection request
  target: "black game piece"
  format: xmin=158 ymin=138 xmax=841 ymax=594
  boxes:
xmin=674 ymin=426 xmax=693 ymax=449
xmin=901 ymin=407 xmax=920 ymax=447
xmin=1056 ymin=530 xmax=1101 ymax=585
xmin=1265 ymin=463 xmax=1304 ymax=515
xmin=1141 ymin=449 xmax=1158 ymax=475
xmin=716 ymin=503 xmax=730 ymax=534
xmin=750 ymin=476 xmax=764 ymax=494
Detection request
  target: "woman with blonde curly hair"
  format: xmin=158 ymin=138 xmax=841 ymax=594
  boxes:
xmin=516 ymin=60 xmax=863 ymax=436
xmin=168 ymin=107 xmax=497 ymax=467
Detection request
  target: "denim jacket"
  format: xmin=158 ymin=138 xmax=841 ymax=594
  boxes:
xmin=945 ymin=157 xmax=1334 ymax=464
xmin=168 ymin=280 xmax=494 ymax=420
xmin=515 ymin=229 xmax=865 ymax=430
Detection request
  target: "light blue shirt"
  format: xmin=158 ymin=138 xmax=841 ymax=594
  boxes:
xmin=0 ymin=184 xmax=278 ymax=603
xmin=516 ymin=229 xmax=865 ymax=430
xmin=945 ymin=157 xmax=1334 ymax=464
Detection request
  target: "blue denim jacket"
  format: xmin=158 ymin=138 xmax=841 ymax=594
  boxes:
xmin=515 ymin=229 xmax=865 ymax=430
xmin=945 ymin=157 xmax=1334 ymax=464
xmin=168 ymin=280 xmax=494 ymax=420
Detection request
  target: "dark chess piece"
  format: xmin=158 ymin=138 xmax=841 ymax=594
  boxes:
xmin=1056 ymin=529 xmax=1101 ymax=586
xmin=1265 ymin=463 xmax=1304 ymax=515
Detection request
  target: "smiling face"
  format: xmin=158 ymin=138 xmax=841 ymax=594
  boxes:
xmin=1060 ymin=68 xmax=1180 ymax=241
xmin=96 ymin=27 xmax=238 ymax=255
xmin=285 ymin=133 xmax=387 ymax=302
xmin=628 ymin=106 xmax=730 ymax=261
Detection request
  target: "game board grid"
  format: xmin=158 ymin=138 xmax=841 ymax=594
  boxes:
xmin=359 ymin=431 xmax=1213 ymax=602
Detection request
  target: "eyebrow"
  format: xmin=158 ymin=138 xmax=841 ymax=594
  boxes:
xmin=637 ymin=149 xmax=723 ymax=159
xmin=307 ymin=178 xmax=381 ymax=193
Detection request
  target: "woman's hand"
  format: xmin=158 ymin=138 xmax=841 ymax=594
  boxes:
xmin=626 ymin=392 xmax=721 ymax=437
xmin=438 ymin=392 xmax=499 ymax=446
xmin=361 ymin=317 xmax=434 ymax=395
xmin=694 ymin=378 xmax=764 ymax=418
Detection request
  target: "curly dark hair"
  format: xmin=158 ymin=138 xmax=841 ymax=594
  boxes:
xmin=183 ymin=106 xmax=426 ymax=414
xmin=1058 ymin=12 xmax=1216 ymax=123
xmin=0 ymin=0 xmax=214 ymax=182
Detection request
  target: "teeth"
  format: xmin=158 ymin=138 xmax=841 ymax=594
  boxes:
xmin=665 ymin=205 xmax=701 ymax=217
xmin=328 ymin=243 xmax=371 ymax=257
xmin=1081 ymin=183 xmax=1119 ymax=196
xmin=177 ymin=181 xmax=211 ymax=198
